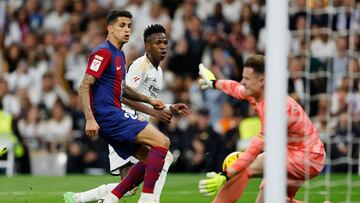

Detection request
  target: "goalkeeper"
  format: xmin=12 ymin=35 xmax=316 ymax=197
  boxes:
xmin=198 ymin=55 xmax=325 ymax=203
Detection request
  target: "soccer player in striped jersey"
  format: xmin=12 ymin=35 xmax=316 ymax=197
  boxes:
xmin=64 ymin=24 xmax=190 ymax=203
xmin=198 ymin=55 xmax=325 ymax=203
xmin=71 ymin=10 xmax=172 ymax=203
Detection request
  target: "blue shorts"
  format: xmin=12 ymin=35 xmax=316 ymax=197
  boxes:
xmin=97 ymin=110 xmax=148 ymax=159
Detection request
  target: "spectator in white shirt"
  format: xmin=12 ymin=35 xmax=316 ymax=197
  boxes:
xmin=43 ymin=0 xmax=69 ymax=33
xmin=38 ymin=100 xmax=73 ymax=152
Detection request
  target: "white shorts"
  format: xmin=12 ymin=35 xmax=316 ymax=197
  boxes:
xmin=108 ymin=145 xmax=138 ymax=175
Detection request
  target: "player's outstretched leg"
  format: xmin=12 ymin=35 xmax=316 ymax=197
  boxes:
xmin=64 ymin=192 xmax=77 ymax=203
xmin=153 ymin=151 xmax=173 ymax=200
xmin=100 ymin=150 xmax=171 ymax=203
xmin=99 ymin=161 xmax=147 ymax=203
xmin=100 ymin=124 xmax=172 ymax=203
xmin=64 ymin=184 xmax=117 ymax=203
xmin=212 ymin=168 xmax=251 ymax=203
xmin=118 ymin=165 xmax=140 ymax=197
xmin=137 ymin=149 xmax=173 ymax=203
xmin=286 ymin=197 xmax=304 ymax=203
xmin=63 ymin=183 xmax=138 ymax=203
xmin=133 ymin=124 xmax=172 ymax=203
xmin=256 ymin=191 xmax=304 ymax=203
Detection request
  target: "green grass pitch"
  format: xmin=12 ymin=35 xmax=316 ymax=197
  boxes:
xmin=0 ymin=173 xmax=359 ymax=202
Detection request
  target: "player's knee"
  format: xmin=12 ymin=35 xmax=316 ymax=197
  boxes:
xmin=159 ymin=135 xmax=170 ymax=149
xmin=153 ymin=134 xmax=170 ymax=149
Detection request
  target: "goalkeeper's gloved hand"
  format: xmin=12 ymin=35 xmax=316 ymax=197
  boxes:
xmin=198 ymin=172 xmax=227 ymax=196
xmin=198 ymin=63 xmax=216 ymax=89
xmin=0 ymin=147 xmax=7 ymax=157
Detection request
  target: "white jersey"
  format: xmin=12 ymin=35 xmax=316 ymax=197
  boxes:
xmin=109 ymin=54 xmax=164 ymax=174
xmin=122 ymin=54 xmax=163 ymax=120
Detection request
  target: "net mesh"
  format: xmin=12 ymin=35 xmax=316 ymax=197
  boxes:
xmin=288 ymin=0 xmax=360 ymax=202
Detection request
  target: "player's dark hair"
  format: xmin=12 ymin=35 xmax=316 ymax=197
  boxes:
xmin=106 ymin=10 xmax=132 ymax=25
xmin=143 ymin=24 xmax=166 ymax=43
xmin=244 ymin=55 xmax=265 ymax=74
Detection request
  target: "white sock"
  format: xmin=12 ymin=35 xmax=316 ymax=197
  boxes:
xmin=124 ymin=186 xmax=139 ymax=197
xmin=138 ymin=192 xmax=157 ymax=202
xmin=153 ymin=152 xmax=173 ymax=201
xmin=73 ymin=183 xmax=117 ymax=202
xmin=100 ymin=192 xmax=119 ymax=203
xmin=139 ymin=152 xmax=173 ymax=202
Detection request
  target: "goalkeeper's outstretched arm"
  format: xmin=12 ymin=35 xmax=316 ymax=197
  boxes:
xmin=213 ymin=80 xmax=246 ymax=101
xmin=226 ymin=134 xmax=264 ymax=177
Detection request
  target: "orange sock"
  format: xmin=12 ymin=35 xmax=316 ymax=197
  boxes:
xmin=212 ymin=168 xmax=251 ymax=203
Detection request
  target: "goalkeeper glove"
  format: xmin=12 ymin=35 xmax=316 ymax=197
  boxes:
xmin=198 ymin=63 xmax=216 ymax=89
xmin=0 ymin=147 xmax=7 ymax=157
xmin=198 ymin=172 xmax=227 ymax=196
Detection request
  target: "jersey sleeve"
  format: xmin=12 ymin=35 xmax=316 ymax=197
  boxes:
xmin=218 ymin=80 xmax=247 ymax=100
xmin=125 ymin=62 xmax=147 ymax=90
xmin=230 ymin=134 xmax=264 ymax=173
xmin=85 ymin=49 xmax=112 ymax=78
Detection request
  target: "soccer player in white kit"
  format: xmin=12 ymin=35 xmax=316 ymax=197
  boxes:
xmin=64 ymin=24 xmax=190 ymax=203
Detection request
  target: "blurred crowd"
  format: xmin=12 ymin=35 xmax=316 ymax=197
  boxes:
xmin=0 ymin=0 xmax=359 ymax=175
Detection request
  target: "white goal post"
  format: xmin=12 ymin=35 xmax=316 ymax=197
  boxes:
xmin=265 ymin=0 xmax=289 ymax=203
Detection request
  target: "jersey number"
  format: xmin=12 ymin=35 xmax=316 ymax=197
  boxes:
xmin=124 ymin=112 xmax=139 ymax=120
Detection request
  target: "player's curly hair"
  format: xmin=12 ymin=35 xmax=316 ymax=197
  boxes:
xmin=143 ymin=24 xmax=166 ymax=43
xmin=244 ymin=55 xmax=265 ymax=74
xmin=106 ymin=10 xmax=132 ymax=25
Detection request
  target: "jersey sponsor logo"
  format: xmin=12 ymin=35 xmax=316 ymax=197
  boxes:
xmin=116 ymin=65 xmax=122 ymax=70
xmin=149 ymin=85 xmax=160 ymax=93
xmin=90 ymin=58 xmax=102 ymax=72
xmin=149 ymin=85 xmax=160 ymax=98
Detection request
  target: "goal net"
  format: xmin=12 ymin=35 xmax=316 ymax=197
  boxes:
xmin=287 ymin=0 xmax=360 ymax=202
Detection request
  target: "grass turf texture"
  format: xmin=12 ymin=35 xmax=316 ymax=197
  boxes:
xmin=0 ymin=173 xmax=359 ymax=202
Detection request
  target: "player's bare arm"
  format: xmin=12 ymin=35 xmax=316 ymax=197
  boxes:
xmin=79 ymin=74 xmax=100 ymax=138
xmin=170 ymin=103 xmax=191 ymax=116
xmin=123 ymin=84 xmax=165 ymax=109
xmin=122 ymin=98 xmax=172 ymax=123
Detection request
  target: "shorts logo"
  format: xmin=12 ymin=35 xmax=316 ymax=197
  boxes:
xmin=90 ymin=55 xmax=103 ymax=72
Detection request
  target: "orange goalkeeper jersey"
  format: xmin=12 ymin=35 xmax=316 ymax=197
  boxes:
xmin=219 ymin=80 xmax=324 ymax=155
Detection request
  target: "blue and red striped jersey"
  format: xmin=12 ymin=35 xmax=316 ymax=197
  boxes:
xmin=85 ymin=40 xmax=126 ymax=119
